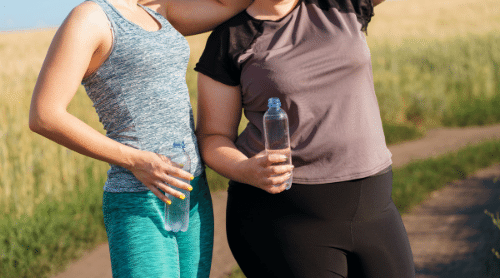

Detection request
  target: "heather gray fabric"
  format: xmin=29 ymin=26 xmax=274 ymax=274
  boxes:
xmin=195 ymin=0 xmax=391 ymax=184
xmin=82 ymin=0 xmax=203 ymax=192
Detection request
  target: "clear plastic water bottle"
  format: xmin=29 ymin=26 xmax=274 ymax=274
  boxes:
xmin=263 ymin=97 xmax=293 ymax=190
xmin=158 ymin=141 xmax=191 ymax=232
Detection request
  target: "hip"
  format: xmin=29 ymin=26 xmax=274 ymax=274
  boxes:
xmin=227 ymin=167 xmax=394 ymax=222
xmin=103 ymin=171 xmax=212 ymax=212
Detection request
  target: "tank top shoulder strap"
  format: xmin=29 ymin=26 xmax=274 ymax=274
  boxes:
xmin=86 ymin=0 xmax=124 ymax=31
xmin=86 ymin=0 xmax=172 ymax=34
xmin=139 ymin=4 xmax=171 ymax=29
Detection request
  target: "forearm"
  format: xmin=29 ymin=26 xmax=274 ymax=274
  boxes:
xmin=197 ymin=133 xmax=249 ymax=183
xmin=216 ymin=0 xmax=253 ymax=10
xmin=29 ymin=110 xmax=140 ymax=170
xmin=163 ymin=0 xmax=253 ymax=36
xmin=30 ymin=108 xmax=195 ymax=201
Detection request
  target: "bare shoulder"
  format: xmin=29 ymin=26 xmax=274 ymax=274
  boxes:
xmin=63 ymin=1 xmax=111 ymax=34
xmin=44 ymin=1 xmax=113 ymax=79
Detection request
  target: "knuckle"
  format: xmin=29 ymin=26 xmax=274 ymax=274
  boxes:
xmin=167 ymin=166 xmax=178 ymax=174
xmin=263 ymin=179 xmax=273 ymax=187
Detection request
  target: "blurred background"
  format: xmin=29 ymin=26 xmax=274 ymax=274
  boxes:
xmin=1 ymin=0 xmax=499 ymax=277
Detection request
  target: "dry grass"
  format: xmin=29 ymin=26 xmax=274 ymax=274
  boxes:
xmin=0 ymin=1 xmax=499 ymax=276
xmin=368 ymin=0 xmax=500 ymax=41
xmin=1 ymin=0 xmax=499 ymax=215
xmin=0 ymin=28 xmax=107 ymax=216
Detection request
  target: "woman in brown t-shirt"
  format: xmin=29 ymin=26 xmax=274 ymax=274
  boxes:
xmin=195 ymin=0 xmax=416 ymax=277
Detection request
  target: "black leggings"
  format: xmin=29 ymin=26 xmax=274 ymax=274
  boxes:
xmin=226 ymin=169 xmax=415 ymax=278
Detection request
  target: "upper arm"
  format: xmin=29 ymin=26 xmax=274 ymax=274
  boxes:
xmin=142 ymin=0 xmax=251 ymax=36
xmin=30 ymin=2 xmax=109 ymax=125
xmin=196 ymin=73 xmax=242 ymax=142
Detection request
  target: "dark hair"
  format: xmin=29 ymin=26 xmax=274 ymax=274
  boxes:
xmin=305 ymin=0 xmax=375 ymax=33
xmin=357 ymin=0 xmax=374 ymax=33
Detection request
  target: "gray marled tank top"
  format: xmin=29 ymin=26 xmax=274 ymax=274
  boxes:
xmin=82 ymin=0 xmax=203 ymax=192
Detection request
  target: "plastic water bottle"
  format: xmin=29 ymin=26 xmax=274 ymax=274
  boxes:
xmin=263 ymin=97 xmax=293 ymax=190
xmin=158 ymin=141 xmax=191 ymax=232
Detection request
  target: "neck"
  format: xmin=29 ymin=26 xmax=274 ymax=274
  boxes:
xmin=247 ymin=0 xmax=300 ymax=21
xmin=112 ymin=0 xmax=139 ymax=9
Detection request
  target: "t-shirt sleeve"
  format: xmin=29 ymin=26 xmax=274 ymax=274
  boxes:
xmin=194 ymin=25 xmax=241 ymax=87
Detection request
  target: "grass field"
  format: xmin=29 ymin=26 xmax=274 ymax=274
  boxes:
xmin=1 ymin=0 xmax=499 ymax=276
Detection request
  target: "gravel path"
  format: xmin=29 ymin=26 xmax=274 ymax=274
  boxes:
xmin=52 ymin=124 xmax=500 ymax=278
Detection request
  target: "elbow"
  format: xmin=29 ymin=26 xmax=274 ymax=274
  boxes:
xmin=194 ymin=131 xmax=210 ymax=152
xmin=29 ymin=116 xmax=46 ymax=135
xmin=29 ymin=111 xmax=43 ymax=133
xmin=28 ymin=109 xmax=55 ymax=135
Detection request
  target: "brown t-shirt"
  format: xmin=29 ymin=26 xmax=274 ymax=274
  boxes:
xmin=195 ymin=0 xmax=392 ymax=184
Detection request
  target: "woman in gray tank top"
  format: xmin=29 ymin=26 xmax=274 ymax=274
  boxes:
xmin=29 ymin=0 xmax=252 ymax=277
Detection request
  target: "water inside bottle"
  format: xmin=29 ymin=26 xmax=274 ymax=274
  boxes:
xmin=264 ymin=118 xmax=290 ymax=150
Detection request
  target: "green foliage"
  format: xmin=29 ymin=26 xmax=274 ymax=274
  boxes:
xmin=485 ymin=176 xmax=500 ymax=261
xmin=206 ymin=167 xmax=230 ymax=192
xmin=372 ymin=33 xmax=500 ymax=127
xmin=0 ymin=179 xmax=107 ymax=278
xmin=443 ymin=94 xmax=500 ymax=127
xmin=392 ymin=140 xmax=500 ymax=213
xmin=485 ymin=208 xmax=500 ymax=260
xmin=383 ymin=122 xmax=424 ymax=145
xmin=228 ymin=266 xmax=247 ymax=278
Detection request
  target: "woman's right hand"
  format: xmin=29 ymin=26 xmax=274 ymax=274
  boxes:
xmin=238 ymin=151 xmax=294 ymax=194
xmin=27 ymin=2 xmax=192 ymax=206
xmin=129 ymin=150 xmax=194 ymax=205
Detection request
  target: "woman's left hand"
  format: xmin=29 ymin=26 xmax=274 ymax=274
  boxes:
xmin=234 ymin=150 xmax=293 ymax=194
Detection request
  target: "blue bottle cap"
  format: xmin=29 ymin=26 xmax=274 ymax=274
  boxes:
xmin=268 ymin=97 xmax=281 ymax=108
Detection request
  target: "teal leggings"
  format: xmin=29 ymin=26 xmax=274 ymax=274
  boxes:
xmin=102 ymin=172 xmax=214 ymax=278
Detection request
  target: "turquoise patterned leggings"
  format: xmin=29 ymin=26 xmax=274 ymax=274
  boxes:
xmin=102 ymin=173 xmax=214 ymax=278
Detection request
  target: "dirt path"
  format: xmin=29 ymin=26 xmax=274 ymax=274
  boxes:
xmin=52 ymin=124 xmax=500 ymax=278
xmin=406 ymin=164 xmax=500 ymax=277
